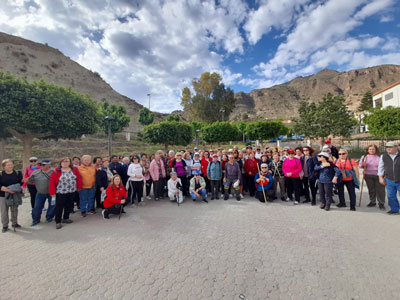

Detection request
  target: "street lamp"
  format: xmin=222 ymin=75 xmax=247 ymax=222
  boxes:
xmin=196 ymin=129 xmax=200 ymax=146
xmin=105 ymin=115 xmax=115 ymax=157
xmin=220 ymin=107 xmax=225 ymax=121
xmin=147 ymin=93 xmax=151 ymax=110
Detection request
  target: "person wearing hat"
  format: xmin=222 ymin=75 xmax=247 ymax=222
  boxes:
xmin=189 ymin=171 xmax=207 ymax=203
xmin=223 ymin=155 xmax=242 ymax=201
xmin=168 ymin=172 xmax=183 ymax=203
xmin=255 ymin=147 xmax=263 ymax=160
xmin=282 ymin=149 xmax=302 ymax=204
xmin=254 ymin=164 xmax=274 ymax=202
xmin=22 ymin=156 xmax=41 ymax=209
xmin=378 ymin=141 xmax=400 ymax=214
xmin=29 ymin=160 xmax=55 ymax=226
xmin=191 ymin=152 xmax=202 ymax=176
xmin=324 ymin=140 xmax=339 ymax=159
xmin=207 ymin=154 xmax=222 ymax=200
xmin=244 ymin=151 xmax=258 ymax=197
xmin=314 ymin=152 xmax=341 ymax=211
xmin=268 ymin=153 xmax=286 ymax=201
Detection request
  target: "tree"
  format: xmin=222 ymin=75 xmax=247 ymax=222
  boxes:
xmin=202 ymin=122 xmax=239 ymax=143
xmin=294 ymin=93 xmax=357 ymax=143
xmin=0 ymin=125 xmax=12 ymax=163
xmin=142 ymin=121 xmax=193 ymax=150
xmin=0 ymin=73 xmax=100 ymax=169
xmin=181 ymin=72 xmax=236 ymax=122
xmin=363 ymin=107 xmax=400 ymax=137
xmin=99 ymin=101 xmax=130 ymax=134
xmin=245 ymin=121 xmax=289 ymax=141
xmin=166 ymin=114 xmax=181 ymax=122
xmin=358 ymin=91 xmax=373 ymax=112
xmin=235 ymin=122 xmax=247 ymax=143
xmin=138 ymin=107 xmax=154 ymax=125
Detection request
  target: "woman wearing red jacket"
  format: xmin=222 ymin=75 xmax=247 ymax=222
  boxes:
xmin=102 ymin=175 xmax=127 ymax=219
xmin=201 ymin=151 xmax=212 ymax=193
xmin=49 ymin=157 xmax=82 ymax=229
xmin=244 ymin=152 xmax=259 ymax=197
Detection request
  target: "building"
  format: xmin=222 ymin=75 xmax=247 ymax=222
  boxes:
xmin=373 ymin=80 xmax=400 ymax=108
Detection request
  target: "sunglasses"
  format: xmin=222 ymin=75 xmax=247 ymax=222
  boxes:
xmin=261 ymin=167 xmax=267 ymax=169
xmin=303 ymin=149 xmax=309 ymax=151
xmin=339 ymin=153 xmax=346 ymax=155
xmin=30 ymin=160 xmax=37 ymax=162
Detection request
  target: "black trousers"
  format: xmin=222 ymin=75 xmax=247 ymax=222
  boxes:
xmin=129 ymin=181 xmax=143 ymax=203
xmin=145 ymin=178 xmax=152 ymax=196
xmin=285 ymin=177 xmax=301 ymax=202
xmin=202 ymin=176 xmax=211 ymax=193
xmin=178 ymin=176 xmax=188 ymax=196
xmin=337 ymin=180 xmax=356 ymax=208
xmin=55 ymin=192 xmax=74 ymax=223
xmin=153 ymin=179 xmax=164 ymax=199
xmin=247 ymin=175 xmax=256 ymax=197
xmin=301 ymin=177 xmax=317 ymax=202
xmin=95 ymin=187 xmax=103 ymax=209
xmin=73 ymin=191 xmax=80 ymax=209
xmin=27 ymin=184 xmax=37 ymax=209
xmin=256 ymin=189 xmax=275 ymax=202
xmin=104 ymin=204 xmax=122 ymax=216
xmin=210 ymin=180 xmax=220 ymax=198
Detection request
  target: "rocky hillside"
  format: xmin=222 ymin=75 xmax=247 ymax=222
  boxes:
xmin=0 ymin=32 xmax=165 ymax=134
xmin=232 ymin=65 xmax=400 ymax=121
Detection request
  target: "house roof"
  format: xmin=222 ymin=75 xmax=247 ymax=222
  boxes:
xmin=373 ymin=80 xmax=400 ymax=97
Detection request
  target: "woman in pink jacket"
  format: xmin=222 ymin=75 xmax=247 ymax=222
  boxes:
xmin=282 ymin=149 xmax=303 ymax=205
xmin=149 ymin=152 xmax=166 ymax=201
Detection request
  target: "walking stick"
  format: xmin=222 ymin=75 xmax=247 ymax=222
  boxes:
xmin=118 ymin=199 xmax=125 ymax=220
xmin=256 ymin=163 xmax=267 ymax=204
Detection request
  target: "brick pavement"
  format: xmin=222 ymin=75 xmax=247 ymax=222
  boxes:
xmin=1 ymin=188 xmax=399 ymax=300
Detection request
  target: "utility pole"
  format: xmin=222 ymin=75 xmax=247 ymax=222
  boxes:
xmin=220 ymin=107 xmax=225 ymax=122
xmin=147 ymin=93 xmax=151 ymax=110
xmin=105 ymin=115 xmax=115 ymax=157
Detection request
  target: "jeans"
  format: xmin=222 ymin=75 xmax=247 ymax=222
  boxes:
xmin=318 ymin=182 xmax=333 ymax=207
xmin=191 ymin=188 xmax=207 ymax=201
xmin=32 ymin=193 xmax=55 ymax=223
xmin=337 ymin=180 xmax=356 ymax=208
xmin=79 ymin=186 xmax=96 ymax=212
xmin=385 ymin=178 xmax=400 ymax=212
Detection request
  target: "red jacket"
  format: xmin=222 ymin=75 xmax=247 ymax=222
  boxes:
xmin=104 ymin=185 xmax=127 ymax=208
xmin=201 ymin=157 xmax=211 ymax=176
xmin=49 ymin=167 xmax=82 ymax=196
xmin=244 ymin=158 xmax=259 ymax=176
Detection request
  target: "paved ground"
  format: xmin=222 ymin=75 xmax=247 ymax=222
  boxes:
xmin=1 ymin=186 xmax=400 ymax=300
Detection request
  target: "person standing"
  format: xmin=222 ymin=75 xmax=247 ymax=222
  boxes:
xmin=141 ymin=154 xmax=152 ymax=200
xmin=282 ymin=149 xmax=302 ymax=205
xmin=49 ymin=157 xmax=82 ymax=229
xmin=72 ymin=156 xmax=81 ymax=211
xmin=378 ymin=142 xmax=400 ymax=215
xmin=324 ymin=140 xmax=339 ymax=160
xmin=22 ymin=156 xmax=40 ymax=209
xmin=201 ymin=151 xmax=212 ymax=193
xmin=79 ymin=155 xmax=97 ymax=216
xmin=30 ymin=160 xmax=55 ymax=226
xmin=172 ymin=153 xmax=188 ymax=197
xmin=149 ymin=153 xmax=166 ymax=201
xmin=223 ymin=155 xmax=242 ymax=201
xmin=102 ymin=175 xmax=127 ymax=219
xmin=268 ymin=153 xmax=286 ymax=201
xmin=300 ymin=147 xmax=318 ymax=205
xmin=109 ymin=155 xmax=123 ymax=176
xmin=120 ymin=157 xmax=130 ymax=187
xmin=0 ymin=159 xmax=23 ymax=233
xmin=94 ymin=157 xmax=108 ymax=210
xmin=244 ymin=152 xmax=258 ymax=197
xmin=359 ymin=145 xmax=386 ymax=210
xmin=207 ymin=154 xmax=222 ymax=200
xmin=127 ymin=155 xmax=144 ymax=205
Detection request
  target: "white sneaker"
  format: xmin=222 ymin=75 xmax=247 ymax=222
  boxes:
xmin=146 ymin=196 xmax=152 ymax=200
xmin=294 ymin=201 xmax=299 ymax=205
xmin=240 ymin=194 xmax=244 ymax=199
xmin=285 ymin=197 xmax=291 ymax=202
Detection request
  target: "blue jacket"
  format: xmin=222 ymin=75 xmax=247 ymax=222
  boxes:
xmin=207 ymin=160 xmax=222 ymax=180
xmin=300 ymin=155 xmax=319 ymax=181
xmin=254 ymin=172 xmax=274 ymax=191
xmin=314 ymin=163 xmax=341 ymax=184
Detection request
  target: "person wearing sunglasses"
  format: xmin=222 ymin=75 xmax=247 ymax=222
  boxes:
xmin=22 ymin=156 xmax=40 ymax=209
xmin=300 ymin=147 xmax=319 ymax=205
xmin=282 ymin=149 xmax=302 ymax=204
xmin=255 ymin=164 xmax=274 ymax=202
xmin=172 ymin=153 xmax=188 ymax=197
xmin=334 ymin=149 xmax=359 ymax=211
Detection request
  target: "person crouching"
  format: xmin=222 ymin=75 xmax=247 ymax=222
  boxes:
xmin=255 ymin=164 xmax=274 ymax=202
xmin=168 ymin=172 xmax=183 ymax=204
xmin=189 ymin=171 xmax=208 ymax=203
xmin=102 ymin=175 xmax=127 ymax=219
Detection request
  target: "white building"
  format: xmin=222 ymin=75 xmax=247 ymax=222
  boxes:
xmin=373 ymin=81 xmax=400 ymax=108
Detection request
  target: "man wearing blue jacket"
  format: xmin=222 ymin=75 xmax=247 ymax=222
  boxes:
xmin=254 ymin=163 xmax=274 ymax=203
xmin=207 ymin=154 xmax=222 ymax=200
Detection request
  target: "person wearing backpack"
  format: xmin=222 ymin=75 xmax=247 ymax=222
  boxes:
xmin=314 ymin=152 xmax=341 ymax=211
xmin=207 ymin=154 xmax=222 ymax=200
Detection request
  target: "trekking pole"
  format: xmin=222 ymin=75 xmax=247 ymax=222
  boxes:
xmin=359 ymin=156 xmax=367 ymax=207
xmin=256 ymin=163 xmax=267 ymax=204
xmin=118 ymin=199 xmax=125 ymax=220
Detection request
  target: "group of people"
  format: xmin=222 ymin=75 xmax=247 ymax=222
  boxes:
xmin=0 ymin=140 xmax=399 ymax=233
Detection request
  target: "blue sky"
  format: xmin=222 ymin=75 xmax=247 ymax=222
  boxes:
xmin=1 ymin=0 xmax=399 ymax=112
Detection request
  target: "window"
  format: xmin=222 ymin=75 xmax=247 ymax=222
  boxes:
xmin=385 ymin=92 xmax=393 ymax=101
xmin=375 ymin=97 xmax=382 ymax=108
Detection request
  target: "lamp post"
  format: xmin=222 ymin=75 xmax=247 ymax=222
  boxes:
xmin=220 ymin=107 xmax=225 ymax=121
xmin=147 ymin=93 xmax=151 ymax=110
xmin=105 ymin=115 xmax=115 ymax=157
xmin=196 ymin=129 xmax=200 ymax=147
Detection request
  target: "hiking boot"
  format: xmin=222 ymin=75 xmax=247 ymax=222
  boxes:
xmin=102 ymin=209 xmax=109 ymax=219
xmin=202 ymin=199 xmax=208 ymax=203
xmin=13 ymin=224 xmax=21 ymax=228
xmin=302 ymin=199 xmax=310 ymax=203
xmin=31 ymin=221 xmax=40 ymax=227
xmin=56 ymin=223 xmax=62 ymax=229
xmin=62 ymin=219 xmax=73 ymax=224
xmin=387 ymin=210 xmax=399 ymax=215
xmin=350 ymin=207 xmax=356 ymax=211
xmin=2 ymin=227 xmax=8 ymax=233
xmin=236 ymin=196 xmax=241 ymax=201
xmin=379 ymin=204 xmax=385 ymax=210
xmin=336 ymin=203 xmax=346 ymax=208
xmin=320 ymin=204 xmax=325 ymax=209
xmin=367 ymin=202 xmax=376 ymax=207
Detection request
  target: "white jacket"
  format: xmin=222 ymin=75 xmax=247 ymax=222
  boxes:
xmin=127 ymin=163 xmax=144 ymax=181
xmin=168 ymin=177 xmax=182 ymax=194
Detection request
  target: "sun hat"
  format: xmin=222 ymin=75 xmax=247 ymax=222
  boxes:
xmin=385 ymin=141 xmax=397 ymax=147
xmin=318 ymin=152 xmax=329 ymax=158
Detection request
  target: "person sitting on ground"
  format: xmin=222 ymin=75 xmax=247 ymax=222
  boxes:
xmin=102 ymin=175 xmax=127 ymax=219
xmin=168 ymin=172 xmax=183 ymax=204
xmin=189 ymin=171 xmax=208 ymax=203
xmin=254 ymin=164 xmax=274 ymax=202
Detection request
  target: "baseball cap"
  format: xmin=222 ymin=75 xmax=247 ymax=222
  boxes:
xmin=385 ymin=141 xmax=397 ymax=147
xmin=318 ymin=152 xmax=329 ymax=158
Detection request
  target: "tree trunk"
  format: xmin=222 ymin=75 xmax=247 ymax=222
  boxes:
xmin=165 ymin=144 xmax=169 ymax=151
xmin=0 ymin=138 xmax=6 ymax=163
xmin=21 ymin=135 xmax=33 ymax=171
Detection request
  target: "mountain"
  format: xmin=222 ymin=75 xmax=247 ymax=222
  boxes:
xmin=0 ymin=32 xmax=161 ymax=134
xmin=232 ymin=65 xmax=400 ymax=121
